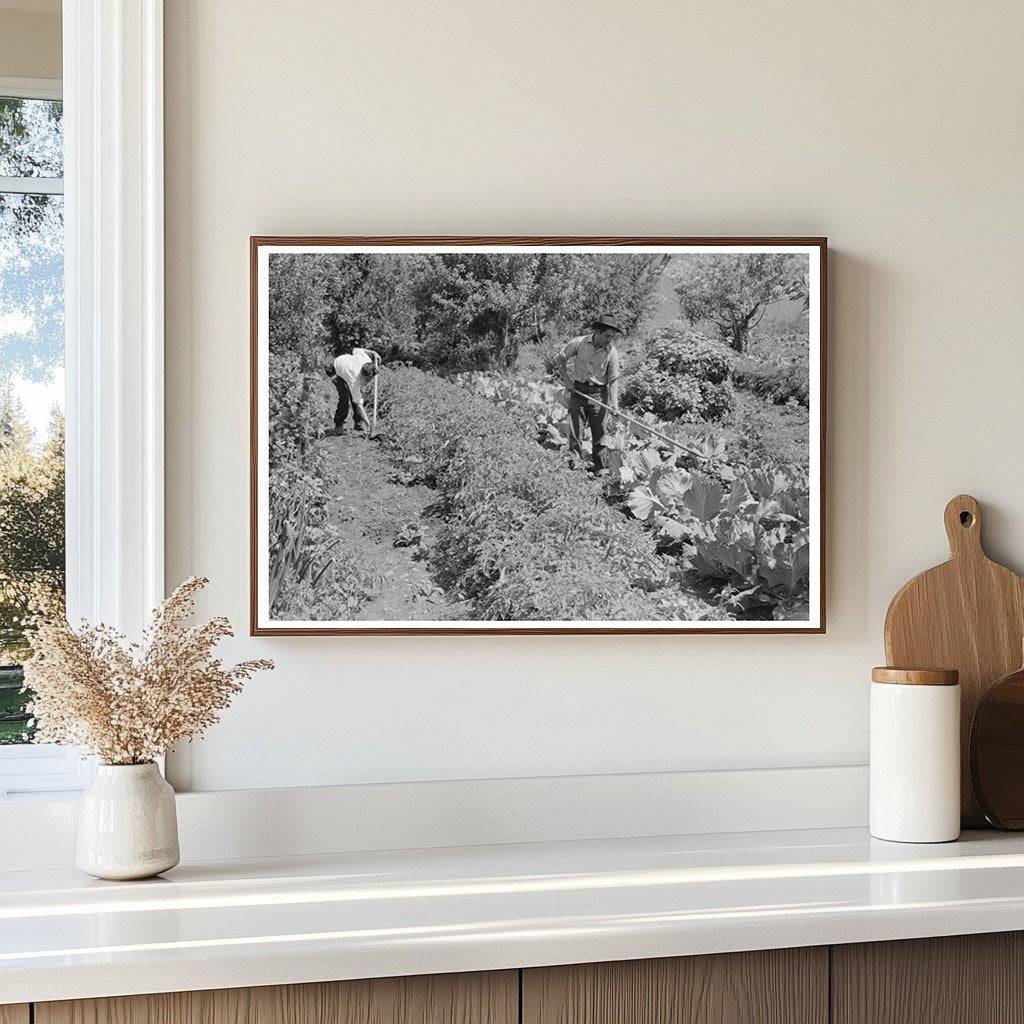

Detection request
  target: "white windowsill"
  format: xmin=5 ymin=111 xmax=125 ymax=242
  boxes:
xmin=0 ymin=744 xmax=94 ymax=799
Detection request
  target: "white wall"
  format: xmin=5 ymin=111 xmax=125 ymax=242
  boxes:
xmin=164 ymin=0 xmax=1024 ymax=792
xmin=0 ymin=5 xmax=61 ymax=80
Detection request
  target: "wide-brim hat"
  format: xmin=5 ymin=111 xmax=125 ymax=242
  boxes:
xmin=590 ymin=313 xmax=625 ymax=334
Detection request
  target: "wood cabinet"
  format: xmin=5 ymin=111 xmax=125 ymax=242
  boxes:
xmin=832 ymin=932 xmax=1024 ymax=1024
xmin=21 ymin=932 xmax=1024 ymax=1024
xmin=522 ymin=948 xmax=828 ymax=1024
xmin=34 ymin=971 xmax=517 ymax=1024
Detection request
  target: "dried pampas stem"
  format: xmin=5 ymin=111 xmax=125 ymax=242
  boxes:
xmin=23 ymin=576 xmax=274 ymax=765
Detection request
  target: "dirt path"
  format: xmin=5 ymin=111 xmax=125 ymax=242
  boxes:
xmin=320 ymin=429 xmax=453 ymax=621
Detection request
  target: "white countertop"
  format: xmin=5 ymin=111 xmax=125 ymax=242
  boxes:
xmin=4 ymin=826 xmax=1024 ymax=1004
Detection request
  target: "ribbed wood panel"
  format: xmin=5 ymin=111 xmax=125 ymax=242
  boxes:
xmin=0 ymin=1006 xmax=29 ymax=1024
xmin=522 ymin=948 xmax=828 ymax=1024
xmin=35 ymin=971 xmax=517 ymax=1024
xmin=832 ymin=933 xmax=1024 ymax=1023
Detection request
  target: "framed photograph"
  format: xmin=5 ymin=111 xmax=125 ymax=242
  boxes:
xmin=251 ymin=236 xmax=826 ymax=635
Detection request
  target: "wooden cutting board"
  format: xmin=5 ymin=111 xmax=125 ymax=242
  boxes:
xmin=884 ymin=494 xmax=1024 ymax=826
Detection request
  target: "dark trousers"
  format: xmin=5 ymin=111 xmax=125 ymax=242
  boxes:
xmin=568 ymin=382 xmax=608 ymax=470
xmin=333 ymin=378 xmax=369 ymax=432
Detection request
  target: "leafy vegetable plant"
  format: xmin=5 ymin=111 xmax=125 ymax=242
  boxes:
xmin=458 ymin=367 xmax=811 ymax=620
xmin=380 ymin=368 xmax=717 ymax=622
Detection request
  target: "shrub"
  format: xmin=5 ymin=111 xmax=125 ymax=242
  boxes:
xmin=379 ymin=367 xmax=697 ymax=621
xmin=650 ymin=325 xmax=733 ymax=383
xmin=621 ymin=368 xmax=702 ymax=420
xmin=733 ymin=357 xmax=810 ymax=407
xmin=621 ymin=325 xmax=736 ymax=422
xmin=726 ymin=403 xmax=808 ymax=470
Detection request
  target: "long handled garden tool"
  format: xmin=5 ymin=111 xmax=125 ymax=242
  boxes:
xmin=365 ymin=349 xmax=381 ymax=439
xmin=571 ymin=388 xmax=714 ymax=464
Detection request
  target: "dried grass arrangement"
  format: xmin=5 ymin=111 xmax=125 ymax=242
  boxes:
xmin=23 ymin=576 xmax=273 ymax=765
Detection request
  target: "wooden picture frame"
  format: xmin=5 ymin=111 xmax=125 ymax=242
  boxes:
xmin=251 ymin=236 xmax=827 ymax=635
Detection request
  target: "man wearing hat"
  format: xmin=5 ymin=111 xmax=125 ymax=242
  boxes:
xmin=556 ymin=314 xmax=624 ymax=472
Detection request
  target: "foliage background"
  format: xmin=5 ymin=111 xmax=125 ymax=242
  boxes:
xmin=0 ymin=399 xmax=64 ymax=742
xmin=0 ymin=96 xmax=64 ymax=744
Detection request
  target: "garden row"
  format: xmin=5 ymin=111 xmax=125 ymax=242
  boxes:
xmin=379 ymin=367 xmax=716 ymax=622
xmin=458 ymin=368 xmax=812 ymax=621
xmin=268 ymin=346 xmax=382 ymax=620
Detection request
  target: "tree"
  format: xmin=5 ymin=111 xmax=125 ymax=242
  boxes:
xmin=1 ymin=98 xmax=65 ymax=386
xmin=0 ymin=396 xmax=65 ymax=664
xmin=409 ymin=253 xmax=544 ymax=370
xmin=539 ymin=253 xmax=670 ymax=336
xmin=670 ymin=253 xmax=806 ymax=353
xmin=0 ymin=97 xmax=62 ymax=244
xmin=405 ymin=252 xmax=670 ymax=371
xmin=321 ymin=254 xmax=415 ymax=360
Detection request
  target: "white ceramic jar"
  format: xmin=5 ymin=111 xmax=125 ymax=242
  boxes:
xmin=869 ymin=667 xmax=961 ymax=843
xmin=76 ymin=762 xmax=180 ymax=880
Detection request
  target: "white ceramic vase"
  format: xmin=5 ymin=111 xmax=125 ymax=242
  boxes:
xmin=76 ymin=762 xmax=180 ymax=880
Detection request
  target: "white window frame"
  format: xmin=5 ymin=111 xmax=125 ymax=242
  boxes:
xmin=0 ymin=0 xmax=164 ymax=799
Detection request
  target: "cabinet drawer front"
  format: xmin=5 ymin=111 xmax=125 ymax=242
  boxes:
xmin=35 ymin=971 xmax=517 ymax=1024
xmin=523 ymin=948 xmax=827 ymax=1024
xmin=832 ymin=933 xmax=1024 ymax=1024
xmin=0 ymin=1006 xmax=29 ymax=1024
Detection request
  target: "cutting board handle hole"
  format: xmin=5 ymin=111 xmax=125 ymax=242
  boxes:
xmin=944 ymin=494 xmax=983 ymax=555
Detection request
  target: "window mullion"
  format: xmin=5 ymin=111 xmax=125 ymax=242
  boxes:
xmin=0 ymin=176 xmax=64 ymax=195
xmin=64 ymin=0 xmax=164 ymax=636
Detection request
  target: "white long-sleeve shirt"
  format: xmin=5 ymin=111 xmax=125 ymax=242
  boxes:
xmin=333 ymin=348 xmax=373 ymax=403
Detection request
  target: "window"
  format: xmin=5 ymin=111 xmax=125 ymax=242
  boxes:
xmin=0 ymin=80 xmax=83 ymax=796
xmin=0 ymin=89 xmax=66 ymax=735
xmin=0 ymin=4 xmax=166 ymax=798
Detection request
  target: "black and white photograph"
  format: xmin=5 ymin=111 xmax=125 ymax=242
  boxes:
xmin=251 ymin=238 xmax=824 ymax=634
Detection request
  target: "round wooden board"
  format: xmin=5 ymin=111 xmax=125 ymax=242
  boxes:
xmin=970 ymin=664 xmax=1024 ymax=829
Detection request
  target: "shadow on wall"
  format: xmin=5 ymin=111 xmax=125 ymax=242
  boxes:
xmin=828 ymin=249 xmax=874 ymax=632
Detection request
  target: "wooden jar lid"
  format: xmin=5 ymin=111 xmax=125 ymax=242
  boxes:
xmin=871 ymin=667 xmax=960 ymax=686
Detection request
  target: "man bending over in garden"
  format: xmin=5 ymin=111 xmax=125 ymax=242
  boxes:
xmin=326 ymin=347 xmax=380 ymax=435
xmin=557 ymin=314 xmax=623 ymax=472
